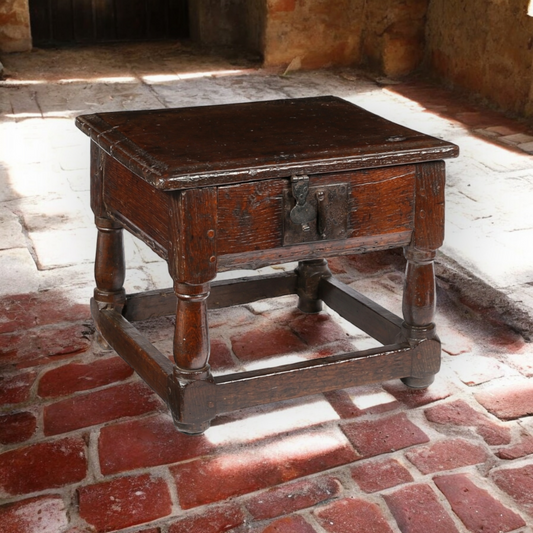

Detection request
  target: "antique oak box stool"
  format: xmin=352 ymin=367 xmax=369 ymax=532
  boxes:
xmin=76 ymin=96 xmax=459 ymax=434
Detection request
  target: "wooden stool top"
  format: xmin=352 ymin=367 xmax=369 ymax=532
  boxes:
xmin=76 ymin=96 xmax=458 ymax=191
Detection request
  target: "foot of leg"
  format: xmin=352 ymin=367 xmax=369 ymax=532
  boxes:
xmin=167 ymin=367 xmax=216 ymax=434
xmin=401 ymin=375 xmax=435 ymax=389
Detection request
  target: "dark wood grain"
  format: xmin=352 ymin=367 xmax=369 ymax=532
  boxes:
xmin=216 ymin=166 xmax=415 ymax=256
xmin=73 ymin=0 xmax=94 ymax=42
xmin=104 ymin=154 xmax=171 ymax=253
xmin=29 ymin=0 xmax=52 ymax=44
xmin=92 ymin=145 xmax=126 ymax=307
xmin=214 ymin=344 xmax=413 ymax=413
xmin=217 ymin=180 xmax=285 ymax=254
xmin=90 ymin=144 xmax=106 ymax=218
xmin=92 ymin=300 xmax=173 ymax=402
xmin=75 ymin=97 xmax=459 ymax=191
xmin=350 ymin=166 xmax=415 ymax=237
xmin=319 ymin=276 xmax=403 ymax=344
xmin=296 ymin=259 xmax=331 ymax=313
xmin=50 ymin=0 xmax=74 ymax=42
xmin=80 ymin=97 xmax=458 ymax=433
xmin=123 ymin=272 xmax=298 ymax=321
xmin=398 ymin=160 xmax=444 ymax=388
xmin=173 ymin=282 xmax=211 ymax=370
xmin=217 ymin=230 xmax=412 ymax=271
xmin=402 ymin=250 xmax=436 ymax=327
xmin=169 ymin=188 xmax=217 ymax=284
xmin=94 ymin=217 xmax=126 ymax=306
xmin=412 ymin=161 xmax=446 ymax=251
xmin=168 ymin=188 xmax=217 ymax=370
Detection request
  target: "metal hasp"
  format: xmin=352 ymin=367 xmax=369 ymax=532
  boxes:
xmin=289 ymin=175 xmax=316 ymax=230
xmin=284 ymin=175 xmax=349 ymax=245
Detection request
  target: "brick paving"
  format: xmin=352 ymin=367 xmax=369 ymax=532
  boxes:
xmin=0 ymin=42 xmax=532 ymax=532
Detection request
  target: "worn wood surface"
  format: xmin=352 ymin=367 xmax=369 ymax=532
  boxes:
xmin=412 ymin=161 xmax=446 ymax=251
xmin=399 ymin=161 xmax=445 ymax=388
xmin=92 ymin=145 xmax=126 ymax=307
xmin=214 ymin=344 xmax=413 ymax=413
xmin=123 ymin=272 xmax=298 ymax=322
xmin=296 ymin=259 xmax=331 ymax=313
xmin=93 ymin=217 xmax=125 ymax=306
xmin=319 ymin=276 xmax=403 ymax=345
xmin=217 ymin=230 xmax=412 ymax=271
xmin=169 ymin=188 xmax=218 ymax=284
xmin=104 ymin=154 xmax=171 ymax=255
xmin=76 ymin=96 xmax=459 ymax=190
xmin=104 ymin=162 xmax=416 ymax=266
xmin=173 ymin=282 xmax=211 ymax=370
xmin=89 ymin=144 xmax=106 ymax=219
xmin=80 ymin=97 xmax=458 ymax=432
xmin=92 ymin=299 xmax=173 ymax=402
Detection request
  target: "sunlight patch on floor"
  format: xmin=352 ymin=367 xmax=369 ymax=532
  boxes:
xmin=205 ymin=397 xmax=340 ymax=446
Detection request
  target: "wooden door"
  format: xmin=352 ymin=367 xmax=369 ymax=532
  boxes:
xmin=30 ymin=0 xmax=189 ymax=46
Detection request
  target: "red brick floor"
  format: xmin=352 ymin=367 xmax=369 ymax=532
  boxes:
xmin=1 ymin=45 xmax=533 ymax=532
xmin=1 ymin=252 xmax=532 ymax=533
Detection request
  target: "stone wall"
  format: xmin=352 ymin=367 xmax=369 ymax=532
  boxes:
xmin=262 ymin=0 xmax=365 ymax=69
xmin=262 ymin=0 xmax=429 ymax=76
xmin=360 ymin=0 xmax=429 ymax=78
xmin=425 ymin=0 xmax=533 ymax=116
xmin=186 ymin=0 xmax=429 ymax=75
xmin=0 ymin=0 xmax=31 ymax=52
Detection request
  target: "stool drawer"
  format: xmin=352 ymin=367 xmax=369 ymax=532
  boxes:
xmin=216 ymin=165 xmax=416 ymax=255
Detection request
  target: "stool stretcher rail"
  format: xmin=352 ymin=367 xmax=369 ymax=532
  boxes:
xmin=91 ymin=273 xmax=440 ymax=431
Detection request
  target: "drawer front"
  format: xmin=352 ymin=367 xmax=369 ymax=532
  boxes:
xmin=217 ymin=165 xmax=416 ymax=256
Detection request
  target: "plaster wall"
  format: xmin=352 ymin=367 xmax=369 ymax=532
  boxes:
xmin=0 ymin=0 xmax=31 ymax=52
xmin=425 ymin=0 xmax=533 ymax=116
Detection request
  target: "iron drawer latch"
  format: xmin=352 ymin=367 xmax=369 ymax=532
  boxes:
xmin=284 ymin=174 xmax=348 ymax=245
xmin=290 ymin=175 xmax=316 ymax=231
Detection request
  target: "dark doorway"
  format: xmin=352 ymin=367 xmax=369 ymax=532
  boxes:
xmin=30 ymin=0 xmax=189 ymax=46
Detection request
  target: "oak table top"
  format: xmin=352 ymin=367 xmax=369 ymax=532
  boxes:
xmin=76 ymin=95 xmax=458 ymax=190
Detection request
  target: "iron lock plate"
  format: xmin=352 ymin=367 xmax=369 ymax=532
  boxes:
xmin=283 ymin=175 xmax=349 ymax=245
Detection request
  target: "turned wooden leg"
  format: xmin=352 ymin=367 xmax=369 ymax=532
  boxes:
xmin=400 ymin=161 xmax=445 ymax=389
xmin=296 ymin=259 xmax=332 ymax=313
xmin=167 ymin=188 xmax=218 ymax=434
xmin=94 ymin=216 xmax=126 ymax=306
xmin=93 ymin=216 xmax=126 ymax=349
xmin=173 ymin=282 xmax=211 ymax=371
xmin=401 ymin=247 xmax=440 ymax=389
